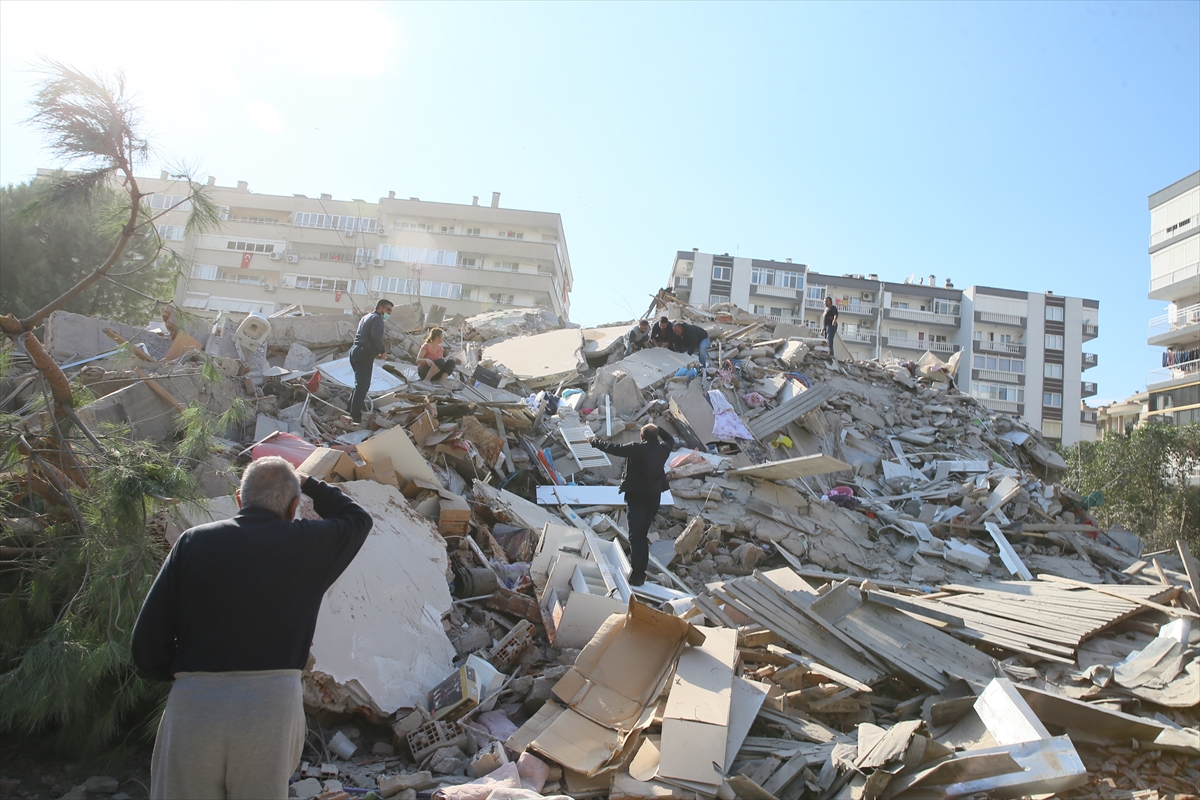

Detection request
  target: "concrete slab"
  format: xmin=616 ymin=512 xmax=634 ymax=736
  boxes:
xmin=483 ymin=328 xmax=585 ymax=389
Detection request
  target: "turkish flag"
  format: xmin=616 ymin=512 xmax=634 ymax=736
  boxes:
xmin=335 ymin=290 xmax=343 ymax=302
xmin=240 ymin=252 xmax=253 ymax=269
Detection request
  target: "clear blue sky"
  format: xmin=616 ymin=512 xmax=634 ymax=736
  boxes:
xmin=1 ymin=1 xmax=1197 ymax=404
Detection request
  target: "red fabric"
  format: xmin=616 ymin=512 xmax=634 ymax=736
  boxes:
xmin=252 ymin=432 xmax=316 ymax=467
xmin=240 ymin=252 xmax=253 ymax=269
xmin=306 ymin=372 xmax=321 ymax=393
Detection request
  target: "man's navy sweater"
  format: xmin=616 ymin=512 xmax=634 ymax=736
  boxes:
xmin=131 ymin=477 xmax=372 ymax=682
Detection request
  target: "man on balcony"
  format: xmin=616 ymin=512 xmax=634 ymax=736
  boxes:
xmin=821 ymin=296 xmax=839 ymax=354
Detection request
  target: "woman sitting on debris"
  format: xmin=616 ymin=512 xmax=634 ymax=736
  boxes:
xmin=417 ymin=327 xmax=458 ymax=384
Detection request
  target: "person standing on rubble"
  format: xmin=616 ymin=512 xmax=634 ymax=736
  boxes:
xmin=624 ymin=319 xmax=652 ymax=357
xmin=672 ymin=320 xmax=711 ymax=370
xmin=821 ymin=296 xmax=839 ymax=354
xmin=347 ymin=298 xmax=394 ymax=424
xmin=131 ymin=456 xmax=372 ymax=799
xmin=417 ymin=327 xmax=458 ymax=385
xmin=587 ymin=423 xmax=675 ymax=586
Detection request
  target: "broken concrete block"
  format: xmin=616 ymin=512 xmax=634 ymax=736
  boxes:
xmin=910 ymin=564 xmax=947 ymax=584
xmin=378 ymin=771 xmax=436 ymax=798
xmin=303 ymin=482 xmax=456 ymax=720
xmin=674 ymin=517 xmax=705 ymax=556
xmin=430 ymin=745 xmax=469 ymax=775
xmin=291 ymin=777 xmax=323 ymax=799
xmin=943 ymin=539 xmax=991 ymax=573
xmin=284 ymin=342 xmax=317 ymax=372
xmin=469 ymin=740 xmax=509 ymax=777
xmin=611 ymin=374 xmax=644 ymax=417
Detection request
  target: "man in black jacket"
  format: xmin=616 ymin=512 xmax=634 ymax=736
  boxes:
xmin=650 ymin=315 xmax=680 ymax=350
xmin=132 ymin=456 xmax=372 ymax=799
xmin=348 ymin=299 xmax=394 ymax=423
xmin=589 ymin=424 xmax=675 ymax=586
xmin=672 ymin=321 xmax=711 ymax=369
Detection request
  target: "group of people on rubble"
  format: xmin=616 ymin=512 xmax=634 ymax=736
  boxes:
xmin=347 ymin=299 xmax=459 ymax=424
xmin=624 ymin=316 xmax=712 ymax=369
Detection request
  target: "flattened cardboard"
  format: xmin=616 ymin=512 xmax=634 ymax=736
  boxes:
xmin=358 ymin=424 xmax=439 ymax=484
xmin=531 ymin=601 xmax=704 ymax=776
xmin=658 ymin=627 xmax=738 ymax=791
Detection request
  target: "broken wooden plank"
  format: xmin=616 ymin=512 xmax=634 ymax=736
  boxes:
xmin=1177 ymin=539 xmax=1200 ymax=609
xmin=1038 ymin=574 xmax=1199 ymax=619
xmin=985 ymin=521 xmax=1033 ymax=581
xmin=747 ymin=383 xmax=832 ymax=440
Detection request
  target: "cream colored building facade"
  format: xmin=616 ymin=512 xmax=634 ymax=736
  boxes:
xmin=79 ymin=171 xmax=575 ymax=321
xmin=1145 ymin=171 xmax=1200 ymax=426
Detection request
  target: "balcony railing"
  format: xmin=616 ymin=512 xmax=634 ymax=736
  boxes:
xmin=841 ymin=331 xmax=875 ymax=344
xmin=885 ymin=337 xmax=959 ymax=353
xmin=1081 ymin=410 xmax=1098 ymax=425
xmin=975 ymin=340 xmax=1025 ymax=354
xmin=1150 ymin=217 xmax=1194 ymax=247
xmin=1082 ymin=352 xmax=1098 ymax=370
xmin=1082 ymin=323 xmax=1098 ymax=338
xmin=1082 ymin=381 xmax=1097 ymax=397
xmin=751 ymin=284 xmax=800 ymax=299
xmin=838 ymin=302 xmax=877 ymax=315
xmin=885 ymin=307 xmax=960 ymax=326
xmin=803 ymin=298 xmax=826 ymax=311
xmin=1148 ymin=302 xmax=1200 ymax=338
xmin=978 ymin=398 xmax=1020 ymax=413
xmin=976 ymin=369 xmax=1021 ymax=384
xmin=1148 ymin=357 xmax=1200 ymax=388
xmin=225 ymin=216 xmax=290 ymax=227
xmin=1149 ymin=262 xmax=1199 ymax=294
xmin=978 ymin=311 xmax=1024 ymax=326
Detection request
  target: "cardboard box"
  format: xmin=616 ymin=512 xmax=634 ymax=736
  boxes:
xmin=428 ymin=654 xmax=504 ymax=721
xmin=519 ymin=601 xmax=704 ymax=776
xmin=357 ymin=425 xmax=439 ymax=484
xmin=408 ymin=408 xmax=438 ymax=447
xmin=298 ymin=447 xmax=358 ymax=482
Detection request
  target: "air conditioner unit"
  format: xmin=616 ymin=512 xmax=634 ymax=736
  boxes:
xmin=371 ymin=258 xmax=383 ymax=267
xmin=269 ymin=251 xmax=282 ymax=261
xmin=371 ymin=291 xmax=381 ymax=299
xmin=354 ymin=260 xmax=366 ymax=269
xmin=263 ymin=284 xmax=276 ymax=293
xmin=377 ymin=227 xmax=388 ymax=236
xmin=862 ymin=291 xmax=874 ymax=301
xmin=285 ymin=255 xmax=299 ymax=264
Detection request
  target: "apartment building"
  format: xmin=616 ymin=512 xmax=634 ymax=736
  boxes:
xmin=666 ymin=251 xmax=1100 ymax=444
xmin=1145 ymin=171 xmax=1200 ymax=426
xmin=60 ymin=170 xmax=575 ymax=321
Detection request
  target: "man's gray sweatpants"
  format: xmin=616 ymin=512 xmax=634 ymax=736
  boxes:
xmin=151 ymin=670 xmax=306 ymax=800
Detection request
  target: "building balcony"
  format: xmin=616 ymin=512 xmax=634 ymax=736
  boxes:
xmin=841 ymin=331 xmax=877 ymax=345
xmin=1148 ymin=302 xmax=1200 ymax=347
xmin=1149 ymin=261 xmax=1199 ymax=302
xmin=1082 ymin=381 xmax=1097 ymax=398
xmin=1148 ymin=358 xmax=1200 ymax=390
xmin=1150 ymin=218 xmax=1195 ymax=248
xmin=837 ymin=301 xmax=878 ymax=316
xmin=750 ymin=283 xmax=800 ymax=299
xmin=883 ymin=307 xmax=961 ymax=328
xmin=1082 ymin=352 xmax=1098 ymax=371
xmin=975 ymin=310 xmax=1027 ymax=328
xmin=882 ymin=336 xmax=960 ymax=353
xmin=1082 ymin=322 xmax=1099 ymax=341
xmin=1081 ymin=409 xmax=1098 ymax=425
xmin=978 ymin=398 xmax=1021 ymax=414
xmin=972 ymin=340 xmax=1027 ymax=357
xmin=974 ymin=369 xmax=1024 ymax=385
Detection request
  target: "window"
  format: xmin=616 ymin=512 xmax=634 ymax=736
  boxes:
xmin=1044 ymin=363 xmax=1063 ymax=379
xmin=778 ymin=271 xmax=802 ymax=289
xmin=1045 ymin=306 xmax=1064 ymax=321
xmin=283 ymin=274 xmax=367 ymax=294
xmin=355 ymin=247 xmax=376 ymax=262
xmin=712 ymin=266 xmax=732 ymax=281
xmin=465 ymin=228 xmax=481 ymax=236
xmin=709 ymin=294 xmax=730 ymax=305
xmin=932 ymin=299 xmax=961 ymax=316
xmin=421 ymin=281 xmax=462 ymax=300
xmin=226 ymin=239 xmax=275 ymax=253
xmin=440 ymin=226 xmax=455 ymax=234
xmin=973 ymin=330 xmax=983 ymax=341
xmin=459 ymin=257 xmax=480 ymax=268
xmin=1044 ymin=334 xmax=1064 ymax=350
xmin=892 ymin=301 xmax=909 ymax=309
xmin=495 ymin=261 xmax=519 ymax=272
xmin=373 ymin=276 xmax=418 ymax=295
xmin=501 ymin=230 xmax=523 ymax=239
xmin=191 ymin=264 xmax=218 ymax=281
xmin=807 ymin=286 xmax=826 ymax=301
xmin=155 ymin=224 xmax=186 ymax=241
xmin=489 ymin=293 xmax=515 ymax=304
xmin=148 ymin=194 xmax=192 ymax=212
xmin=379 ymin=245 xmax=458 ymax=265
xmin=1042 ymin=421 xmax=1063 ymax=439
xmin=998 ymin=333 xmax=1013 ymax=343
xmin=396 ymin=221 xmax=432 ymax=231
xmin=889 ymin=328 xmax=910 ymax=339
xmin=1043 ymin=392 xmax=1063 ymax=407
xmin=750 ymin=267 xmax=775 ymax=286
xmin=970 ymin=383 xmax=1024 ymax=402
xmin=971 ymin=355 xmax=1024 ymax=373
xmin=294 ymin=213 xmax=376 ymax=233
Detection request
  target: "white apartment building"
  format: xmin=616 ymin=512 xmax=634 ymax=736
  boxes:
xmin=667 ymin=251 xmax=1100 ymax=445
xmin=50 ymin=170 xmax=575 ymax=321
xmin=1145 ymin=171 xmax=1200 ymax=426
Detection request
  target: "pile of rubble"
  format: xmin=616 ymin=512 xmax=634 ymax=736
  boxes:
xmin=3 ymin=299 xmax=1198 ymax=800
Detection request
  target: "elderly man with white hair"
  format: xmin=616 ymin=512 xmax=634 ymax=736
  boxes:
xmin=132 ymin=456 xmax=372 ymax=800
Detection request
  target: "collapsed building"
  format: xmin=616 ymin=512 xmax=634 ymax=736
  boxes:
xmin=2 ymin=298 xmax=1197 ymax=800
